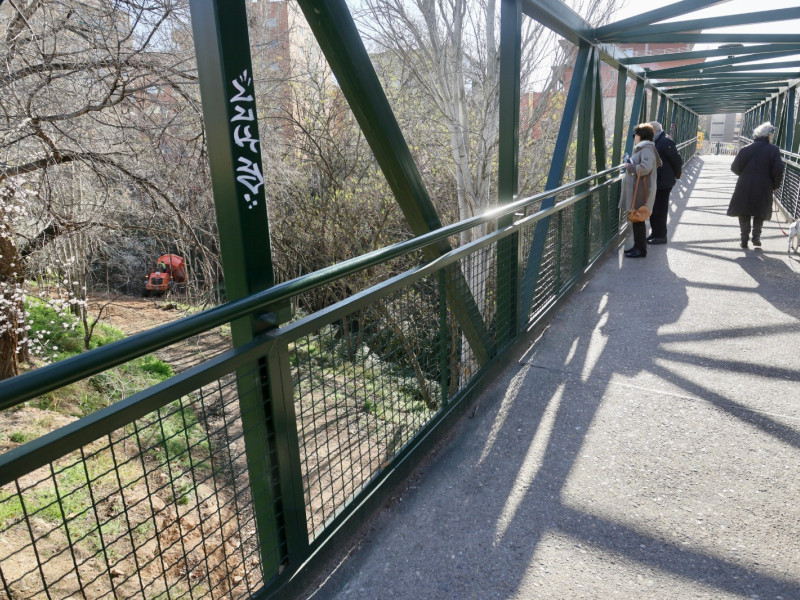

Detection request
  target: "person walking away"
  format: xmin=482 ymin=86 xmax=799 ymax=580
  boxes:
xmin=727 ymin=122 xmax=785 ymax=249
xmin=647 ymin=121 xmax=683 ymax=245
xmin=620 ymin=123 xmax=662 ymax=258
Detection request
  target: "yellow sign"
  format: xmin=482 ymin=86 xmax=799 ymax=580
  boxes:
xmin=697 ymin=132 xmax=704 ymax=141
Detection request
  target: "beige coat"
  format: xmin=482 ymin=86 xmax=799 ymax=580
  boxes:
xmin=619 ymin=141 xmax=662 ymax=213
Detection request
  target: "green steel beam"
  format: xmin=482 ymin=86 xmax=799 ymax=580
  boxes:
xmin=295 ymin=0 xmax=492 ymax=365
xmin=775 ymin=93 xmax=787 ymax=148
xmin=295 ymin=0 xmax=440 ymax=237
xmin=646 ymin=51 xmax=800 ymax=78
xmin=652 ymin=79 xmax=784 ymax=89
xmin=520 ymin=0 xmax=589 ymax=45
xmin=497 ymin=0 xmax=523 ymax=344
xmin=654 ymin=71 xmax=800 ymax=80
xmin=620 ymin=43 xmax=800 ymax=65
xmin=592 ymin=51 xmax=611 ymax=250
xmin=188 ymin=0 xmax=286 ymax=577
xmin=602 ymin=7 xmax=800 ymax=41
xmin=662 ymin=84 xmax=782 ymax=93
xmin=593 ymin=55 xmax=609 ymax=178
xmin=498 ymin=0 xmax=522 ymax=221
xmin=521 ymin=43 xmax=591 ymax=318
xmin=626 ymin=79 xmax=646 ymax=156
xmin=593 ymin=0 xmax=727 ymax=40
xmin=675 ymin=92 xmax=784 ymax=100
xmin=572 ymin=48 xmax=596 ymax=274
xmin=652 ymin=60 xmax=800 ymax=78
xmin=519 ymin=0 xmax=694 ymax=116
xmin=787 ymin=87 xmax=796 ymax=151
xmin=612 ymin=33 xmax=800 ymax=44
xmin=612 ymin=67 xmax=629 ymax=168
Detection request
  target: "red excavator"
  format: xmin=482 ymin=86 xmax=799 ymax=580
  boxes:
xmin=143 ymin=254 xmax=187 ymax=297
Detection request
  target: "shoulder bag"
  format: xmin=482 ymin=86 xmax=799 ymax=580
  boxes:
xmin=627 ymin=173 xmax=651 ymax=223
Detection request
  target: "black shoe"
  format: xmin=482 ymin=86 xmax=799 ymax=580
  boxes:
xmin=625 ymin=249 xmax=646 ymax=258
xmin=624 ymin=248 xmax=636 ymax=256
xmin=752 ymin=238 xmax=762 ymax=247
xmin=647 ymin=237 xmax=667 ymax=245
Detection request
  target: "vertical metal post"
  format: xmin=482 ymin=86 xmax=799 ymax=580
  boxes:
xmin=612 ymin=67 xmax=628 ymax=168
xmin=647 ymin=88 xmax=666 ymax=121
xmin=573 ymin=48 xmax=596 ymax=273
xmin=189 ymin=0 xmax=291 ymax=575
xmin=775 ymin=92 xmax=786 ymax=148
xmin=520 ymin=42 xmax=591 ymax=319
xmin=591 ymin=55 xmax=610 ymax=246
xmin=640 ymin=89 xmax=649 ymax=125
xmin=497 ymin=0 xmax=522 ymax=343
xmin=791 ymin=86 xmax=800 ymax=153
xmin=657 ymin=94 xmax=667 ymax=123
xmin=610 ymin=67 xmax=628 ymax=236
xmin=781 ymin=88 xmax=794 ymax=151
xmin=625 ymin=79 xmax=645 ymax=157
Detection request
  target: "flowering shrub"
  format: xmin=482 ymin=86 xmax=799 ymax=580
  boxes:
xmin=1 ymin=178 xmax=86 ymax=376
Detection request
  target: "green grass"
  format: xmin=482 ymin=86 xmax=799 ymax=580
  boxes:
xmin=290 ymin=325 xmax=437 ymax=424
xmin=9 ymin=431 xmax=31 ymax=444
xmin=22 ymin=297 xmax=175 ymax=418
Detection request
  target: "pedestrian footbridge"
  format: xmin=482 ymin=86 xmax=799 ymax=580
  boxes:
xmin=1 ymin=1 xmax=800 ymax=599
xmin=302 ymin=153 xmax=800 ymax=599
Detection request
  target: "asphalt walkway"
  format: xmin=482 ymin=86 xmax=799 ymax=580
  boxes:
xmin=302 ymin=155 xmax=800 ymax=600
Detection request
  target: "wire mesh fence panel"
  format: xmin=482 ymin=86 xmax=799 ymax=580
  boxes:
xmin=286 ymin=237 xmax=508 ymax=542
xmin=777 ymin=161 xmax=800 ymax=220
xmin=288 ymin=249 xmax=428 ymax=327
xmin=0 ymin=367 xmax=276 ymax=600
xmin=289 ymin=276 xmax=443 ymax=541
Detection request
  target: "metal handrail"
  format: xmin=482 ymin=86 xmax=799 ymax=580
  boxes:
xmin=0 ymin=166 xmax=624 ymax=409
xmin=738 ymin=136 xmax=799 ymax=161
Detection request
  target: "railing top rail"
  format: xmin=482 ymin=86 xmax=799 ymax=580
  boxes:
xmin=740 ymin=136 xmax=800 ymax=161
xmin=0 ymin=166 xmax=629 ymax=408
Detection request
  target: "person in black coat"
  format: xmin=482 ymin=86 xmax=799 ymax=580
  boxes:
xmin=647 ymin=121 xmax=683 ymax=245
xmin=727 ymin=122 xmax=785 ymax=249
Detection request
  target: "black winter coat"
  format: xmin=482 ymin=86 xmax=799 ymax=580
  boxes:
xmin=727 ymin=137 xmax=785 ymax=221
xmin=654 ymin=132 xmax=683 ymax=189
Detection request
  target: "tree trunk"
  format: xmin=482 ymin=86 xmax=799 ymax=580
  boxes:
xmin=0 ymin=232 xmax=21 ymax=380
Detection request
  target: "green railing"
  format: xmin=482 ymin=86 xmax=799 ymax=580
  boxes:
xmin=776 ymin=148 xmax=800 ymax=220
xmin=1 ymin=159 xmax=689 ymax=598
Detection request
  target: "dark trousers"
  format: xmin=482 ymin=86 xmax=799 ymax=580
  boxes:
xmin=738 ymin=215 xmax=764 ymax=241
xmin=649 ymin=187 xmax=672 ymax=238
xmin=633 ymin=221 xmax=647 ymax=254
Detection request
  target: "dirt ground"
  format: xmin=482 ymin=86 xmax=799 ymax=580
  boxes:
xmin=0 ymin=295 xmax=262 ymax=600
xmin=87 ymin=294 xmax=232 ymax=373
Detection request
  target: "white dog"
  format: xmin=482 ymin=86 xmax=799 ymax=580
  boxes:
xmin=789 ymin=219 xmax=800 ymax=253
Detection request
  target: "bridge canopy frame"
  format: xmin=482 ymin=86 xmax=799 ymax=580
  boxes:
xmin=1 ymin=1 xmax=800 ymax=599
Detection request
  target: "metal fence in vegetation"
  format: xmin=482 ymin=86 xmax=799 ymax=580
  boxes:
xmin=0 ymin=150 xmax=698 ymax=598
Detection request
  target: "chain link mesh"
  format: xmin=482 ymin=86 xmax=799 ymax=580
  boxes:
xmin=0 ymin=367 xmax=275 ymax=600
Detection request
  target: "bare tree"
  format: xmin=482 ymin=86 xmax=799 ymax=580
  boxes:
xmin=0 ymin=0 xmax=206 ymax=377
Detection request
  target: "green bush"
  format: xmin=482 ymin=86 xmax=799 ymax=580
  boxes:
xmin=25 ymin=298 xmax=83 ymax=357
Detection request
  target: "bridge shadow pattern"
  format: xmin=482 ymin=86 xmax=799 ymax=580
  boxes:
xmin=307 ymin=156 xmax=800 ymax=599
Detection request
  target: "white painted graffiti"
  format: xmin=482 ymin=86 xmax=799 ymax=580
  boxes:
xmin=231 ymin=70 xmax=254 ymax=103
xmin=230 ymin=69 xmax=261 ymax=209
xmin=236 ymin=157 xmax=264 ymax=196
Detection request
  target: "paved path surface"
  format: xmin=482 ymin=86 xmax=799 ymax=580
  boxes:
xmin=301 ymin=155 xmax=800 ymax=600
